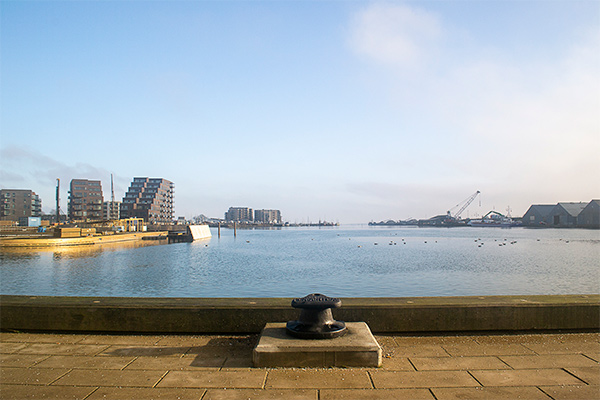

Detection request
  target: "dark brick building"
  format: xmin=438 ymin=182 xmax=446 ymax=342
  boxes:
xmin=121 ymin=178 xmax=174 ymax=224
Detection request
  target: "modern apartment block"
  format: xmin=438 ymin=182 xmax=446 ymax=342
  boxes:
xmin=103 ymin=201 xmax=121 ymax=220
xmin=121 ymin=178 xmax=174 ymax=224
xmin=225 ymin=207 xmax=253 ymax=222
xmin=68 ymin=179 xmax=104 ymax=221
xmin=255 ymin=209 xmax=282 ymax=224
xmin=0 ymin=189 xmax=42 ymax=221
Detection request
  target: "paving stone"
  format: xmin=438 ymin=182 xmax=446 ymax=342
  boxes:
xmin=564 ymin=366 xmax=600 ymax=385
xmin=157 ymin=370 xmax=267 ymax=389
xmin=586 ymin=353 xmax=600 ymax=363
xmin=99 ymin=345 xmax=191 ymax=357
xmin=373 ymin=335 xmax=398 ymax=348
xmin=524 ymin=342 xmax=600 ymax=355
xmin=265 ymin=369 xmax=372 ymax=389
xmin=202 ymin=335 xmax=259 ymax=349
xmin=410 ymin=356 xmax=510 ymax=371
xmin=223 ymin=356 xmax=253 ymax=368
xmin=16 ymin=343 xmax=109 ymax=356
xmin=52 ymin=369 xmax=166 ymax=387
xmin=0 ymin=367 xmax=71 ymax=385
xmin=34 ymin=355 xmax=136 ymax=369
xmin=539 ymin=385 xmax=600 ymax=400
xmin=477 ymin=333 xmax=599 ymax=345
xmin=78 ymin=334 xmax=164 ymax=345
xmin=186 ymin=345 xmax=245 ymax=357
xmin=155 ymin=335 xmax=214 ymax=347
xmin=86 ymin=387 xmax=207 ymax=400
xmin=320 ymin=388 xmax=435 ymax=399
xmin=370 ymin=370 xmax=479 ymax=388
xmin=518 ymin=333 xmax=600 ymax=345
xmin=442 ymin=343 xmax=535 ymax=356
xmin=125 ymin=355 xmax=224 ymax=370
xmin=432 ymin=386 xmax=550 ymax=400
xmin=394 ymin=335 xmax=479 ymax=346
xmin=0 ymin=384 xmax=97 ymax=400
xmin=379 ymin=356 xmax=414 ymax=371
xmin=0 ymin=333 xmax=85 ymax=344
xmin=391 ymin=344 xmax=450 ymax=358
xmin=204 ymin=389 xmax=317 ymax=400
xmin=470 ymin=369 xmax=584 ymax=386
xmin=500 ymin=354 xmax=599 ymax=369
xmin=0 ymin=342 xmax=28 ymax=354
xmin=0 ymin=353 xmax=48 ymax=367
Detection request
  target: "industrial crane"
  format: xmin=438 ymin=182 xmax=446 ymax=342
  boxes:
xmin=447 ymin=190 xmax=481 ymax=220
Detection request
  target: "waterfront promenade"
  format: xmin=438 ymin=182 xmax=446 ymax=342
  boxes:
xmin=1 ymin=331 xmax=598 ymax=399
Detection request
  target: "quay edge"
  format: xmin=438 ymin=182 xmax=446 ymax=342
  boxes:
xmin=0 ymin=294 xmax=598 ymax=334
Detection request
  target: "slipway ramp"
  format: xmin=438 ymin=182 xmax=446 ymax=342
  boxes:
xmin=187 ymin=224 xmax=212 ymax=240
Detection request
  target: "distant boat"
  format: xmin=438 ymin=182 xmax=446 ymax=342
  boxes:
xmin=468 ymin=211 xmax=521 ymax=227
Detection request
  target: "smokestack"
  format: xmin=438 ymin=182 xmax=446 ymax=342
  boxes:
xmin=56 ymin=178 xmax=60 ymax=224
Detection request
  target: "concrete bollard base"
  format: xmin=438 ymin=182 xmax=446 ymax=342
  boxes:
xmin=252 ymin=322 xmax=382 ymax=368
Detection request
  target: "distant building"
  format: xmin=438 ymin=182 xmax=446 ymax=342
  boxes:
xmin=546 ymin=202 xmax=587 ymax=228
xmin=225 ymin=207 xmax=253 ymax=222
xmin=577 ymin=200 xmax=600 ymax=229
xmin=521 ymin=204 xmax=555 ymax=227
xmin=103 ymin=201 xmax=121 ymax=220
xmin=255 ymin=209 xmax=282 ymax=224
xmin=0 ymin=189 xmax=42 ymax=221
xmin=68 ymin=179 xmax=104 ymax=221
xmin=121 ymin=178 xmax=174 ymax=224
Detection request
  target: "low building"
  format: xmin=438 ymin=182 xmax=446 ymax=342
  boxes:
xmin=225 ymin=207 xmax=253 ymax=222
xmin=578 ymin=200 xmax=600 ymax=229
xmin=18 ymin=216 xmax=42 ymax=227
xmin=546 ymin=202 xmax=587 ymax=228
xmin=255 ymin=209 xmax=282 ymax=224
xmin=521 ymin=204 xmax=555 ymax=227
xmin=0 ymin=189 xmax=42 ymax=222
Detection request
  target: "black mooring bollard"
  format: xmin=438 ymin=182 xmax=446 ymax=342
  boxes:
xmin=286 ymin=293 xmax=347 ymax=339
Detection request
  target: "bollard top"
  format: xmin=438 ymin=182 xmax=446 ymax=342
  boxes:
xmin=291 ymin=293 xmax=342 ymax=310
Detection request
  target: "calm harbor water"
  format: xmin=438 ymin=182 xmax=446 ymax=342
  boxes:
xmin=1 ymin=226 xmax=598 ymax=298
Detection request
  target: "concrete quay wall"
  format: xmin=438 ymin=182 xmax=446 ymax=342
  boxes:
xmin=0 ymin=295 xmax=597 ymax=334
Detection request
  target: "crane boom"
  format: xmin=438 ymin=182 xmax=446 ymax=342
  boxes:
xmin=448 ymin=190 xmax=480 ymax=219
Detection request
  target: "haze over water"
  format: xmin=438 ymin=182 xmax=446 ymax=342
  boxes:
xmin=1 ymin=227 xmax=598 ymax=298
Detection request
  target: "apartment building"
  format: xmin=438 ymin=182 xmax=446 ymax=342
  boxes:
xmin=121 ymin=178 xmax=174 ymax=224
xmin=68 ymin=179 xmax=104 ymax=221
xmin=0 ymin=189 xmax=42 ymax=221
xmin=103 ymin=201 xmax=121 ymax=220
xmin=225 ymin=207 xmax=253 ymax=222
xmin=255 ymin=209 xmax=282 ymax=224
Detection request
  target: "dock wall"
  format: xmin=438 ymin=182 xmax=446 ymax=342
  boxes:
xmin=1 ymin=295 xmax=597 ymax=334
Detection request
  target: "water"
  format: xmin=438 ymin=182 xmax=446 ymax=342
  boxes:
xmin=1 ymin=226 xmax=598 ymax=298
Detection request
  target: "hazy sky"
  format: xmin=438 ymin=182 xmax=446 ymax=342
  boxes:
xmin=1 ymin=1 xmax=599 ymax=223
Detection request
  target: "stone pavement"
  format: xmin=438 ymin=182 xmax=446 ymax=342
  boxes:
xmin=1 ymin=331 xmax=598 ymax=399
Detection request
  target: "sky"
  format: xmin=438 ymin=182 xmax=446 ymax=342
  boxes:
xmin=1 ymin=1 xmax=599 ymax=224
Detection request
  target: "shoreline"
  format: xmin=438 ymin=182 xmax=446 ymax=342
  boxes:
xmin=0 ymin=231 xmax=168 ymax=248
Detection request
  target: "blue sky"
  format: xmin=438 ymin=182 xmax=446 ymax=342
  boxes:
xmin=1 ymin=1 xmax=599 ymax=223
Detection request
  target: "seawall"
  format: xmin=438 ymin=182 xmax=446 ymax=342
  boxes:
xmin=1 ymin=294 xmax=597 ymax=334
xmin=0 ymin=231 xmax=168 ymax=247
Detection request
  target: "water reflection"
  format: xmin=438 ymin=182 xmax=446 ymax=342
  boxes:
xmin=1 ymin=240 xmax=166 ymax=260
